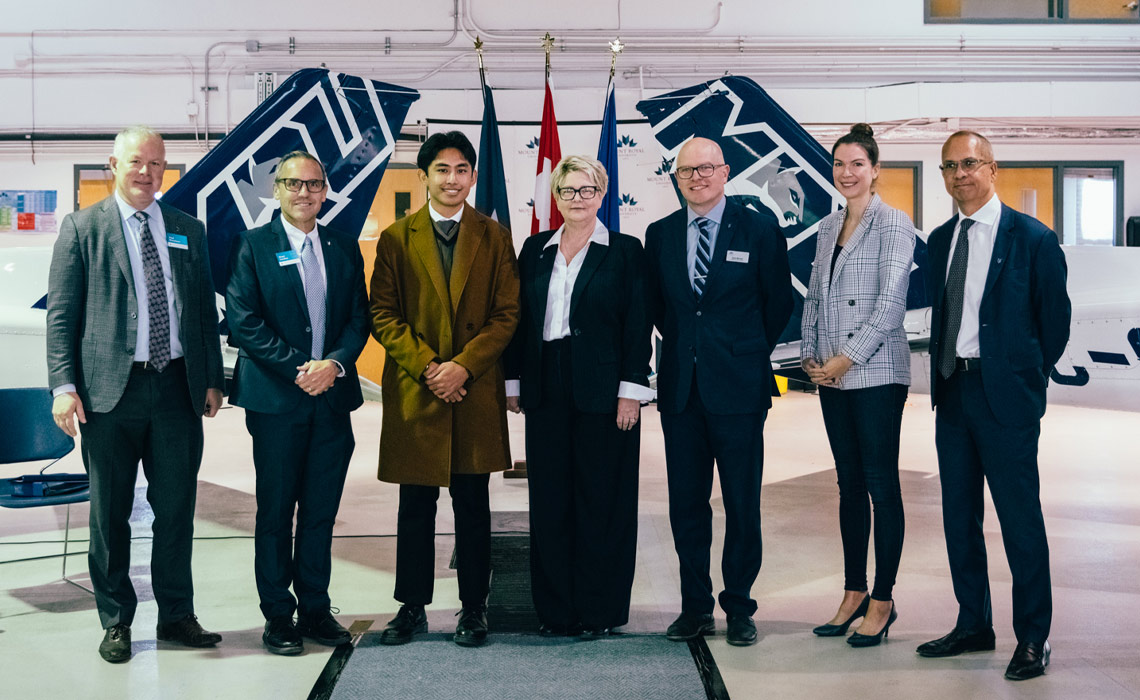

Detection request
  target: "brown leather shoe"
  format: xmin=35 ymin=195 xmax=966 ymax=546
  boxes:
xmin=99 ymin=624 xmax=131 ymax=663
xmin=156 ymin=614 xmax=223 ymax=647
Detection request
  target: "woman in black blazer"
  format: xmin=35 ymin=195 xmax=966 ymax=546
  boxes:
xmin=505 ymin=155 xmax=653 ymax=639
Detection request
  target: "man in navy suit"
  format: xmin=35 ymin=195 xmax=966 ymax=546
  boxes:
xmin=916 ymin=131 xmax=1071 ymax=681
xmin=226 ymin=151 xmax=370 ymax=655
xmin=644 ymin=137 xmax=793 ymax=647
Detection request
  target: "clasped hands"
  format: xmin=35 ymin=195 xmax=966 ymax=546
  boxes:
xmin=425 ymin=361 xmax=469 ymax=403
xmin=802 ymin=354 xmax=853 ymax=387
xmin=296 ymin=359 xmax=339 ymax=396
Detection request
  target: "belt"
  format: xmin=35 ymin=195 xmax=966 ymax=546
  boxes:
xmin=131 ymin=357 xmax=185 ymax=373
xmin=955 ymin=357 xmax=982 ymax=372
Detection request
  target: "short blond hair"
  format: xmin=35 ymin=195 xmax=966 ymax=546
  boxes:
xmin=550 ymin=155 xmax=608 ymax=196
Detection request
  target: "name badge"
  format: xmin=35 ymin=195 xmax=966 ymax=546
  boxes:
xmin=726 ymin=250 xmax=749 ymax=263
xmin=166 ymin=233 xmax=189 ymax=250
xmin=276 ymin=250 xmax=301 ymax=267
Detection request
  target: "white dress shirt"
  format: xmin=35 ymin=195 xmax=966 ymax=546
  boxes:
xmin=428 ymin=201 xmax=464 ymax=227
xmin=944 ymin=193 xmax=1001 ymax=359
xmin=506 ymin=218 xmax=654 ymax=402
xmin=280 ymin=215 xmax=327 ymax=291
xmin=280 ymin=216 xmax=347 ymax=376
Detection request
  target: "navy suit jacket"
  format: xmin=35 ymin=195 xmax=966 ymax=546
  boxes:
xmin=926 ymin=203 xmax=1071 ymax=427
xmin=225 ymin=217 xmax=370 ymax=415
xmin=505 ymin=229 xmax=652 ymax=414
xmin=645 ymin=197 xmax=794 ymax=415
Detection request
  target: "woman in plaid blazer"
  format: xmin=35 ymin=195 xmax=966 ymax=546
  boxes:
xmin=800 ymin=124 xmax=916 ymax=647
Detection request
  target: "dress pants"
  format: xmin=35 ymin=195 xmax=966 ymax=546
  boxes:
xmin=394 ymin=473 xmax=491 ymax=609
xmin=79 ymin=358 xmax=202 ymax=629
xmin=524 ymin=339 xmax=640 ymax=629
xmin=661 ymin=378 xmax=766 ymax=617
xmin=246 ymin=397 xmax=354 ymax=619
xmin=935 ymin=368 xmax=1051 ymax=644
xmin=819 ymin=383 xmax=907 ymax=601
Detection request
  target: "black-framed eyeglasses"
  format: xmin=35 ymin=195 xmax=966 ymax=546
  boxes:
xmin=939 ymin=159 xmax=993 ymax=174
xmin=675 ymin=163 xmax=725 ymax=180
xmin=275 ymin=178 xmax=327 ymax=192
xmin=556 ymin=186 xmax=600 ymax=201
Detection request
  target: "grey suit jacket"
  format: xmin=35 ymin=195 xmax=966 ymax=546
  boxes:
xmin=46 ymin=195 xmax=224 ymax=413
xmin=800 ymin=194 xmax=915 ymax=390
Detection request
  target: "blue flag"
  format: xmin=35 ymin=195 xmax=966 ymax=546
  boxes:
xmin=475 ymin=84 xmax=511 ymax=231
xmin=596 ymin=82 xmax=619 ymax=231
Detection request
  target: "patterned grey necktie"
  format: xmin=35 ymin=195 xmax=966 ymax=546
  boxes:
xmin=938 ymin=218 xmax=974 ymax=379
xmin=694 ymin=217 xmax=713 ymax=298
xmin=301 ymin=236 xmax=326 ymax=360
xmin=134 ymin=211 xmax=170 ymax=371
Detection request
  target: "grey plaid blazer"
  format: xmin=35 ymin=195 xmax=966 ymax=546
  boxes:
xmin=46 ymin=196 xmax=224 ymax=413
xmin=800 ymin=194 xmax=915 ymax=390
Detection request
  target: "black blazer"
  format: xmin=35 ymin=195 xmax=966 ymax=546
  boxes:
xmin=505 ymin=229 xmax=652 ymax=414
xmin=225 ymin=217 xmax=370 ymax=415
xmin=644 ymin=197 xmax=794 ymax=415
xmin=926 ymin=203 xmax=1071 ymax=427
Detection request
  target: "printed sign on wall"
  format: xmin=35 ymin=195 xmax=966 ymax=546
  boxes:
xmin=0 ymin=190 xmax=58 ymax=233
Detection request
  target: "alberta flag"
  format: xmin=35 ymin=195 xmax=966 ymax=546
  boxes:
xmin=595 ymin=81 xmax=619 ymax=231
xmin=474 ymin=84 xmax=511 ymax=231
xmin=530 ymin=78 xmax=563 ymax=235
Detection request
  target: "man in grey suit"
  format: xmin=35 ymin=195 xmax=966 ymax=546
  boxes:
xmin=46 ymin=125 xmax=226 ymax=663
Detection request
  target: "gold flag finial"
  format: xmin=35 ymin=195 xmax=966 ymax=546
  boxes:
xmin=474 ymin=36 xmax=485 ymax=74
xmin=542 ymin=32 xmax=555 ymax=76
xmin=608 ymin=38 xmax=624 ymax=80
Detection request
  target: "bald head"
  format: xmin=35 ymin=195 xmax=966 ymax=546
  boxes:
xmin=940 ymin=130 xmax=998 ymax=216
xmin=941 ymin=130 xmax=994 ymax=163
xmin=676 ymin=137 xmax=730 ymax=215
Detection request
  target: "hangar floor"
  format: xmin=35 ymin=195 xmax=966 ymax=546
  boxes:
xmin=1 ymin=390 xmax=1138 ymax=699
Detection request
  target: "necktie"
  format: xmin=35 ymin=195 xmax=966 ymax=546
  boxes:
xmin=694 ymin=217 xmax=713 ymax=298
xmin=134 ymin=211 xmax=170 ymax=372
xmin=938 ymin=218 xmax=974 ymax=379
xmin=433 ymin=219 xmax=459 ymax=245
xmin=301 ymin=237 xmax=326 ymax=360
xmin=432 ymin=219 xmax=459 ymax=279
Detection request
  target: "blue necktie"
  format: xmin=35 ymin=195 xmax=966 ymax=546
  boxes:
xmin=694 ymin=217 xmax=713 ymax=298
xmin=134 ymin=211 xmax=170 ymax=371
xmin=301 ymin=237 xmax=326 ymax=360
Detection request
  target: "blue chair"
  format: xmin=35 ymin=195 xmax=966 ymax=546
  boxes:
xmin=0 ymin=387 xmax=92 ymax=593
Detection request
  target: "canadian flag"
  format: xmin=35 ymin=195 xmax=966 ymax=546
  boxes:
xmin=530 ymin=78 xmax=563 ymax=235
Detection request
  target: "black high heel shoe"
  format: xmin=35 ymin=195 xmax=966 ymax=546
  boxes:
xmin=847 ymin=602 xmax=897 ymax=647
xmin=812 ymin=595 xmax=870 ymax=637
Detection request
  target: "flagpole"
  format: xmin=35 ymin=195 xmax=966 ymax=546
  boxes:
xmin=474 ymin=36 xmax=487 ymax=96
xmin=542 ymin=32 xmax=554 ymax=81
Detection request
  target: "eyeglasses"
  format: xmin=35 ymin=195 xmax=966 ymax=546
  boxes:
xmin=556 ymin=186 xmax=600 ymax=201
xmin=939 ymin=159 xmax=993 ymax=174
xmin=275 ymin=178 xmax=327 ymax=192
xmin=675 ymin=163 xmax=725 ymax=180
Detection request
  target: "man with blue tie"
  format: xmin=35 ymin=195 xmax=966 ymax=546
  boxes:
xmin=226 ymin=151 xmax=370 ymax=655
xmin=644 ymin=137 xmax=793 ymax=647
xmin=917 ymin=131 xmax=1071 ymax=681
xmin=47 ymin=126 xmax=226 ymax=663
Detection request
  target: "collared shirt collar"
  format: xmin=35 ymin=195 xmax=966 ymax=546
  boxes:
xmin=280 ymin=215 xmax=319 ymax=253
xmin=960 ymin=192 xmax=1001 ymax=230
xmin=686 ymin=195 xmax=727 ymax=228
xmin=428 ymin=202 xmax=464 ymax=223
xmin=114 ymin=191 xmax=162 ymax=223
xmin=543 ymin=218 xmax=611 ymax=250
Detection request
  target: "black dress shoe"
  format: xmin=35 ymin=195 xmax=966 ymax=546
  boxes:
xmin=848 ymin=603 xmax=897 ymax=648
xmin=1005 ymin=640 xmax=1050 ymax=681
xmin=454 ymin=607 xmax=489 ymax=647
xmin=297 ymin=610 xmax=351 ymax=646
xmin=578 ymin=627 xmax=614 ymax=641
xmin=380 ymin=605 xmax=427 ymax=646
xmin=99 ymin=624 xmax=131 ymax=663
xmin=538 ymin=622 xmax=578 ymax=637
xmin=156 ymin=614 xmax=223 ymax=647
xmin=666 ymin=613 xmax=715 ymax=641
xmin=726 ymin=615 xmax=757 ymax=647
xmin=263 ymin=616 xmax=304 ymax=656
xmin=916 ymin=626 xmax=996 ymax=657
xmin=813 ymin=595 xmax=870 ymax=637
